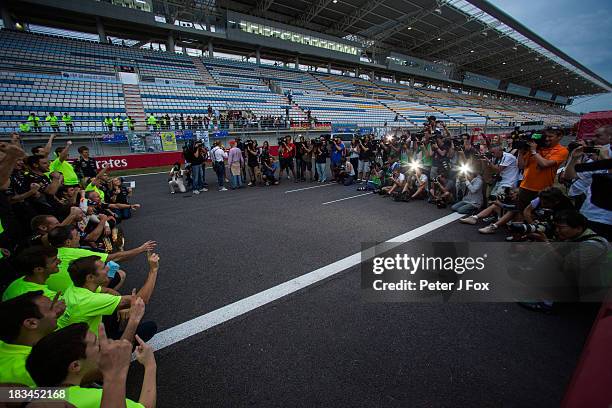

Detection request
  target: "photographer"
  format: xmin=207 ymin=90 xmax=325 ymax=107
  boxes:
xmin=228 ymin=140 xmax=244 ymax=189
xmin=349 ymin=138 xmax=360 ymax=180
xmin=357 ymin=162 xmax=383 ymax=192
xmin=416 ymin=131 xmax=433 ymax=182
xmin=185 ymin=141 xmax=207 ymax=195
xmin=168 ymin=162 xmax=186 ymax=194
xmin=430 ymin=135 xmax=450 ymax=183
xmin=398 ymin=165 xmax=428 ymax=201
xmin=429 ymin=172 xmax=453 ymax=207
xmin=451 ymin=164 xmax=483 ymax=214
xmin=357 ymin=136 xmax=372 ymax=182
xmin=336 ymin=157 xmax=355 ymax=186
xmin=381 ymin=165 xmax=405 ymax=196
xmin=261 ymin=156 xmax=279 ymax=186
xmin=314 ymin=138 xmax=329 ymax=183
xmin=518 ymin=127 xmax=568 ymax=209
xmin=329 ymin=136 xmax=346 ymax=182
xmin=460 ymin=187 xmax=520 ymax=234
xmin=301 ymin=138 xmax=314 ymax=182
xmin=481 ymin=144 xmax=519 ymax=196
xmin=210 ymin=141 xmax=228 ymax=191
xmin=295 ymin=136 xmax=306 ymax=182
xmin=246 ymin=140 xmax=261 ymax=186
xmin=278 ymin=136 xmax=297 ymax=183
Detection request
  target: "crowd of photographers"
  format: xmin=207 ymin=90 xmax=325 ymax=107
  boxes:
xmin=0 ymin=133 xmax=159 ymax=407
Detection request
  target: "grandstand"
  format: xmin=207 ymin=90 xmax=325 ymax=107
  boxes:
xmin=2 ymin=0 xmax=608 ymax=136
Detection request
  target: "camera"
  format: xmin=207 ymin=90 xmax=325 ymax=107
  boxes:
xmin=452 ymin=138 xmax=463 ymax=148
xmin=508 ymin=221 xmax=553 ymax=235
xmin=488 ymin=187 xmax=514 ymax=205
xmin=278 ymin=137 xmax=286 ymax=146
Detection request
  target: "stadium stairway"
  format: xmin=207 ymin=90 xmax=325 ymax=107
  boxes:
xmin=379 ymin=100 xmax=414 ymax=126
xmin=122 ymin=84 xmax=147 ymax=131
xmin=192 ymin=58 xmax=218 ymax=86
xmin=309 ymin=73 xmax=334 ymax=93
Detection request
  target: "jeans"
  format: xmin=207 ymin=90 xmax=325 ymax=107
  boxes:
xmin=343 ymin=175 xmax=355 ymax=186
xmin=295 ymin=158 xmax=303 ymax=180
xmin=231 ymin=175 xmax=243 ymax=189
xmin=191 ymin=164 xmax=203 ymax=191
xmin=451 ymin=200 xmax=479 ymax=214
xmin=315 ymin=162 xmax=327 ymax=182
xmin=214 ymin=162 xmax=225 ymax=188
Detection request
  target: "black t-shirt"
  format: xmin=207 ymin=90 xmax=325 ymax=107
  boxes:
xmin=8 ymin=170 xmax=27 ymax=195
xmin=315 ymin=146 xmax=328 ymax=163
xmin=24 ymin=171 xmax=50 ymax=192
xmin=246 ymin=148 xmax=259 ymax=167
xmin=358 ymin=143 xmax=370 ymax=160
xmin=189 ymin=149 xmax=206 ymax=166
xmin=76 ymin=157 xmax=98 ymax=179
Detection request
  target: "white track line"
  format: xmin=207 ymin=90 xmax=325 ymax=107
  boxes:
xmin=321 ymin=192 xmax=373 ymax=205
xmin=285 ymin=183 xmax=336 ymax=193
xmin=148 ymin=212 xmax=464 ymax=352
xmin=122 ymin=171 xmax=167 ymax=177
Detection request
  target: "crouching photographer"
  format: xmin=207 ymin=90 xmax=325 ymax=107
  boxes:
xmin=451 ymin=163 xmax=483 ymax=214
xmin=336 ymin=157 xmax=355 ymax=186
xmin=429 ymin=172 xmax=454 ymax=208
xmin=459 ymin=187 xmax=520 ymax=234
xmin=507 ymin=187 xmax=574 ymax=241
xmin=395 ymin=164 xmax=428 ymax=202
xmin=168 ymin=162 xmax=186 ymax=194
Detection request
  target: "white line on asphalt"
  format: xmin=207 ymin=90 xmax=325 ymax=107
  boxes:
xmin=285 ymin=183 xmax=336 ymax=193
xmin=122 ymin=171 xmax=167 ymax=177
xmin=147 ymin=212 xmax=464 ymax=352
xmin=321 ymin=192 xmax=373 ymax=205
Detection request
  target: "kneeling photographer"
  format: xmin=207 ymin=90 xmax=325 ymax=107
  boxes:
xmin=508 ymin=187 xmax=574 ymax=241
xmin=336 ymin=157 xmax=356 ymax=186
xmin=451 ymin=163 xmax=483 ymax=214
xmin=459 ymin=187 xmax=520 ymax=234
xmin=429 ymin=172 xmax=454 ymax=208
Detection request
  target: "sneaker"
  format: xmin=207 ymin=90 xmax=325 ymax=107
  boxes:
xmin=459 ymin=216 xmax=478 ymax=225
xmin=478 ymin=224 xmax=498 ymax=234
xmin=505 ymin=235 xmax=516 ymax=242
xmin=219 ymin=187 xmax=228 ymax=191
xmin=248 ymin=182 xmax=253 ymax=186
xmin=193 ymin=190 xmax=200 ymax=195
xmin=482 ymin=215 xmax=498 ymax=224
xmin=199 ymin=188 xmax=208 ymax=192
xmin=170 ymin=191 xmax=175 ymax=194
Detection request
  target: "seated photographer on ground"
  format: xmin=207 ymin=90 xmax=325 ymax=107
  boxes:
xmin=261 ymin=156 xmax=279 ymax=186
xmin=337 ymin=157 xmax=355 ymax=186
xmin=429 ymin=172 xmax=454 ymax=208
xmin=397 ymin=165 xmax=428 ymax=202
xmin=357 ymin=162 xmax=383 ymax=192
xmin=459 ymin=187 xmax=520 ymax=234
xmin=380 ymin=165 xmax=405 ymax=196
xmin=168 ymin=162 xmax=186 ymax=194
xmin=451 ymin=164 xmax=483 ymax=214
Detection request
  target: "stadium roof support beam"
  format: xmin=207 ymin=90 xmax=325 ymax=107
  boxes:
xmin=291 ymin=0 xmax=334 ymax=26
xmin=426 ymin=24 xmax=494 ymax=56
xmin=367 ymin=4 xmax=440 ymax=49
xmin=252 ymin=0 xmax=276 ymax=16
xmin=405 ymin=14 xmax=480 ymax=52
xmin=325 ymin=0 xmax=387 ymax=36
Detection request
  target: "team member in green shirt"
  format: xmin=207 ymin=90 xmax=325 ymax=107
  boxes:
xmin=126 ymin=115 xmax=135 ymax=131
xmin=103 ymin=116 xmax=113 ymax=132
xmin=27 ymin=323 xmax=157 ymax=408
xmin=19 ymin=122 xmax=30 ymax=133
xmin=49 ymin=140 xmax=79 ymax=186
xmin=27 ymin=112 xmax=42 ymax=132
xmin=0 ymin=291 xmax=65 ymax=387
xmin=114 ymin=116 xmax=124 ymax=131
xmin=45 ymin=112 xmax=60 ymax=132
xmin=146 ymin=114 xmax=158 ymax=131
xmin=46 ymin=224 xmax=156 ymax=293
xmin=57 ymin=253 xmax=159 ymax=342
xmin=62 ymin=113 xmax=74 ymax=133
xmin=2 ymin=246 xmax=60 ymax=301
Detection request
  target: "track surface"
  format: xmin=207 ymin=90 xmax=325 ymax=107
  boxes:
xmin=119 ymin=171 xmax=595 ymax=407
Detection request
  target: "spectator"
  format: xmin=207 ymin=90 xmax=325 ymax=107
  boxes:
xmin=26 ymin=323 xmax=157 ymax=408
xmin=62 ymin=113 xmax=74 ymax=133
xmin=168 ymin=162 xmax=186 ymax=194
xmin=0 ymin=291 xmax=65 ymax=387
xmin=49 ymin=141 xmax=79 ymax=186
xmin=228 ymin=140 xmax=244 ymax=189
xmin=451 ymin=166 xmax=483 ymax=214
xmin=57 ymin=253 xmax=158 ymax=341
xmin=103 ymin=116 xmax=113 ymax=132
xmin=517 ymin=128 xmax=568 ymax=210
xmin=75 ymin=146 xmax=98 ymax=181
xmin=210 ymin=141 xmax=228 ymax=191
xmin=2 ymin=246 xmax=60 ymax=301
xmin=27 ymin=113 xmax=42 ymax=133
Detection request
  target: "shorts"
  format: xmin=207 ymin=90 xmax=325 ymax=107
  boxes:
xmin=358 ymin=160 xmax=371 ymax=173
xmin=280 ymin=158 xmax=293 ymax=169
xmin=518 ymin=187 xmax=539 ymax=210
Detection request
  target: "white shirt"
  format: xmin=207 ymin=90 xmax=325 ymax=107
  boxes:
xmin=211 ymin=146 xmax=228 ymax=162
xmin=395 ymin=173 xmax=406 ymax=184
xmin=464 ymin=175 xmax=483 ymax=207
xmin=418 ymin=173 xmax=428 ymax=185
xmin=580 ymin=180 xmax=612 ymax=226
xmin=497 ymin=151 xmax=518 ymax=188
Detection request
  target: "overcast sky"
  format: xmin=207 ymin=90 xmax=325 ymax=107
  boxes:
xmin=487 ymin=0 xmax=611 ymax=113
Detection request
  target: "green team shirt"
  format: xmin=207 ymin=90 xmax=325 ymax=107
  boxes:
xmin=64 ymin=386 xmax=144 ymax=408
xmin=57 ymin=285 xmax=120 ymax=334
xmin=2 ymin=277 xmax=58 ymax=301
xmin=85 ymin=183 xmax=105 ymax=201
xmin=50 ymin=158 xmax=79 ymax=186
xmin=146 ymin=116 xmax=157 ymax=125
xmin=19 ymin=123 xmax=30 ymax=132
xmin=46 ymin=247 xmax=108 ymax=293
xmin=46 ymin=115 xmax=59 ymax=125
xmin=0 ymin=342 xmax=35 ymax=387
xmin=370 ymin=174 xmax=382 ymax=186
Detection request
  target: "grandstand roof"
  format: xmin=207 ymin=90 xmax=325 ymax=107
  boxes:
xmin=220 ymin=0 xmax=611 ymax=97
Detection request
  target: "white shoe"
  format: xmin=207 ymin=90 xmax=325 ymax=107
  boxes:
xmin=459 ymin=216 xmax=478 ymax=225
xmin=193 ymin=190 xmax=200 ymax=195
xmin=170 ymin=191 xmax=175 ymax=194
xmin=199 ymin=188 xmax=208 ymax=192
xmin=219 ymin=187 xmax=228 ymax=191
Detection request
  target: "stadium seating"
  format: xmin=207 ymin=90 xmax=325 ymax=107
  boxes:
xmin=0 ymin=28 xmax=580 ymax=133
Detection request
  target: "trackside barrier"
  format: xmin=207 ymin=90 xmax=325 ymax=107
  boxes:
xmin=561 ymin=291 xmax=612 ymax=407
